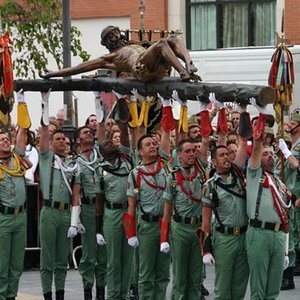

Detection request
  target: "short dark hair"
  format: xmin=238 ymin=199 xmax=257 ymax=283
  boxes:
xmin=211 ymin=145 xmax=227 ymax=160
xmin=227 ymin=130 xmax=238 ymax=137
xmin=226 ymin=140 xmax=237 ymax=147
xmin=177 ymin=138 xmax=193 ymax=152
xmin=192 ymin=137 xmax=202 ymax=143
xmin=137 ymin=134 xmax=154 ymax=150
xmin=75 ymin=126 xmax=92 ymax=140
xmin=50 ymin=129 xmax=65 ymax=141
xmin=85 ymin=114 xmax=97 ymax=126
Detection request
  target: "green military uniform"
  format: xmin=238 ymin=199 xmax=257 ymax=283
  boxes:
xmin=202 ymin=163 xmax=249 ymax=300
xmin=246 ymin=165 xmax=288 ymax=299
xmin=0 ymin=148 xmax=27 ymax=300
xmin=127 ymin=150 xmax=170 ymax=300
xmin=39 ymin=149 xmax=76 ymax=295
xmin=275 ymin=149 xmax=297 ymax=272
xmin=163 ymin=162 xmax=204 ymax=300
xmin=75 ymin=149 xmax=107 ymax=294
xmin=290 ymin=137 xmax=300 ymax=263
xmin=96 ymin=146 xmax=134 ymax=300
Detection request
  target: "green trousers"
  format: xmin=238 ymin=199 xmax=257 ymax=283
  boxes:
xmin=213 ymin=230 xmax=249 ymax=300
xmin=103 ymin=207 xmax=134 ymax=300
xmin=171 ymin=221 xmax=202 ymax=300
xmin=0 ymin=211 xmax=26 ymax=300
xmin=294 ymin=206 xmax=300 ymax=251
xmin=138 ymin=219 xmax=170 ymax=300
xmin=246 ymin=226 xmax=285 ymax=300
xmin=288 ymin=206 xmax=296 ymax=267
xmin=80 ymin=204 xmax=107 ymax=289
xmin=40 ymin=206 xmax=70 ymax=293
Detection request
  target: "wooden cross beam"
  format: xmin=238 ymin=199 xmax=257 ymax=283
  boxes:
xmin=14 ymin=77 xmax=275 ymax=106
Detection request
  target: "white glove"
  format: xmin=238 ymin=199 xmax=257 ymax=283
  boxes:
xmin=249 ymin=97 xmax=268 ymax=114
xmin=96 ymin=233 xmax=106 ymax=246
xmin=160 ymin=242 xmax=170 ymax=254
xmin=131 ymin=88 xmax=144 ymax=101
xmin=41 ymin=88 xmax=51 ymax=126
xmin=196 ymin=95 xmax=209 ymax=112
xmin=67 ymin=226 xmax=78 ymax=238
xmin=172 ymin=90 xmax=185 ymax=106
xmin=172 ymin=99 xmax=181 ymax=120
xmin=157 ymin=93 xmax=171 ymax=107
xmin=283 ymin=255 xmax=289 ymax=270
xmin=77 ymin=223 xmax=86 ymax=234
xmin=16 ymin=89 xmax=25 ymax=103
xmin=70 ymin=206 xmax=80 ymax=226
xmin=93 ymin=91 xmax=104 ymax=123
xmin=128 ymin=236 xmax=139 ymax=248
xmin=278 ymin=139 xmax=292 ymax=159
xmin=209 ymin=92 xmax=223 ymax=109
xmin=112 ymin=90 xmax=126 ymax=99
xmin=203 ymin=253 xmax=215 ymax=266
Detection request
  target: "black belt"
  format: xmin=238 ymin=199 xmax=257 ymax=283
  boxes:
xmin=0 ymin=204 xmax=24 ymax=215
xmin=141 ymin=214 xmax=161 ymax=222
xmin=106 ymin=201 xmax=128 ymax=210
xmin=250 ymin=219 xmax=283 ymax=232
xmin=173 ymin=214 xmax=201 ymax=225
xmin=44 ymin=200 xmax=70 ymax=210
xmin=81 ymin=197 xmax=96 ymax=205
xmin=216 ymin=225 xmax=248 ymax=236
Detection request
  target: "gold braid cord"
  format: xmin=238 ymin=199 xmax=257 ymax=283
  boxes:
xmin=0 ymin=151 xmax=28 ymax=179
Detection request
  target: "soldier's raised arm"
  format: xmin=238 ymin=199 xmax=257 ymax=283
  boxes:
xmin=39 ymin=89 xmax=51 ymax=152
xmin=249 ymin=97 xmax=269 ymax=168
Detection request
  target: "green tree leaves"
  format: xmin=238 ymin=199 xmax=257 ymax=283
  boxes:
xmin=1 ymin=0 xmax=90 ymax=78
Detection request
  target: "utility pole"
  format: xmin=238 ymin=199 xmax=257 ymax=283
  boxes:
xmin=62 ymin=0 xmax=73 ymax=125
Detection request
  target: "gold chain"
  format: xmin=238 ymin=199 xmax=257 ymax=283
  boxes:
xmin=0 ymin=152 xmax=27 ymax=179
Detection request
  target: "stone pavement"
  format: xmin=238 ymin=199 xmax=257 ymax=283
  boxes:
xmin=18 ymin=265 xmax=300 ymax=300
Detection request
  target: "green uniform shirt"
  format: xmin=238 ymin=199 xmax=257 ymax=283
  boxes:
xmin=97 ymin=147 xmax=132 ymax=203
xmin=39 ymin=149 xmax=75 ymax=203
xmin=202 ymin=164 xmax=248 ymax=227
xmin=289 ymin=137 xmax=300 ymax=197
xmin=75 ymin=149 xmax=101 ymax=199
xmin=163 ymin=164 xmax=203 ymax=218
xmin=246 ymin=165 xmax=287 ymax=223
xmin=0 ymin=147 xmax=26 ymax=207
xmin=127 ymin=149 xmax=169 ymax=216
xmin=274 ymin=154 xmax=297 ymax=192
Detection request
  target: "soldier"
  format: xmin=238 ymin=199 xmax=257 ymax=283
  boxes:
xmin=284 ymin=111 xmax=300 ymax=280
xmin=199 ymin=103 xmax=250 ymax=300
xmin=0 ymin=91 xmax=31 ymax=300
xmin=124 ymin=94 xmax=173 ymax=300
xmin=39 ymin=90 xmax=79 ymax=300
xmin=95 ymin=92 xmax=135 ymax=300
xmin=160 ymin=99 xmax=211 ymax=300
xmin=246 ymin=99 xmax=291 ymax=299
xmin=69 ymin=92 xmax=108 ymax=300
xmin=275 ymin=134 xmax=299 ymax=290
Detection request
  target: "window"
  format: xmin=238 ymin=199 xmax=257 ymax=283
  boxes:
xmin=186 ymin=0 xmax=276 ymax=50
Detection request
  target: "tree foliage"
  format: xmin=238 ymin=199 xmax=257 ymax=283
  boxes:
xmin=0 ymin=0 xmax=91 ymax=78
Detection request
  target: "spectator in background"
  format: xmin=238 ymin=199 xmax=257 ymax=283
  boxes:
xmin=105 ymin=118 xmax=117 ymax=138
xmin=111 ymin=130 xmax=121 ymax=147
xmin=231 ymin=111 xmax=240 ymax=131
xmin=56 ymin=109 xmax=65 ymax=129
xmin=227 ymin=141 xmax=238 ymax=162
xmin=48 ymin=117 xmax=59 ymax=136
xmin=85 ymin=114 xmax=98 ymax=136
xmin=227 ymin=130 xmax=239 ymax=146
xmin=25 ymin=130 xmax=39 ymax=183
